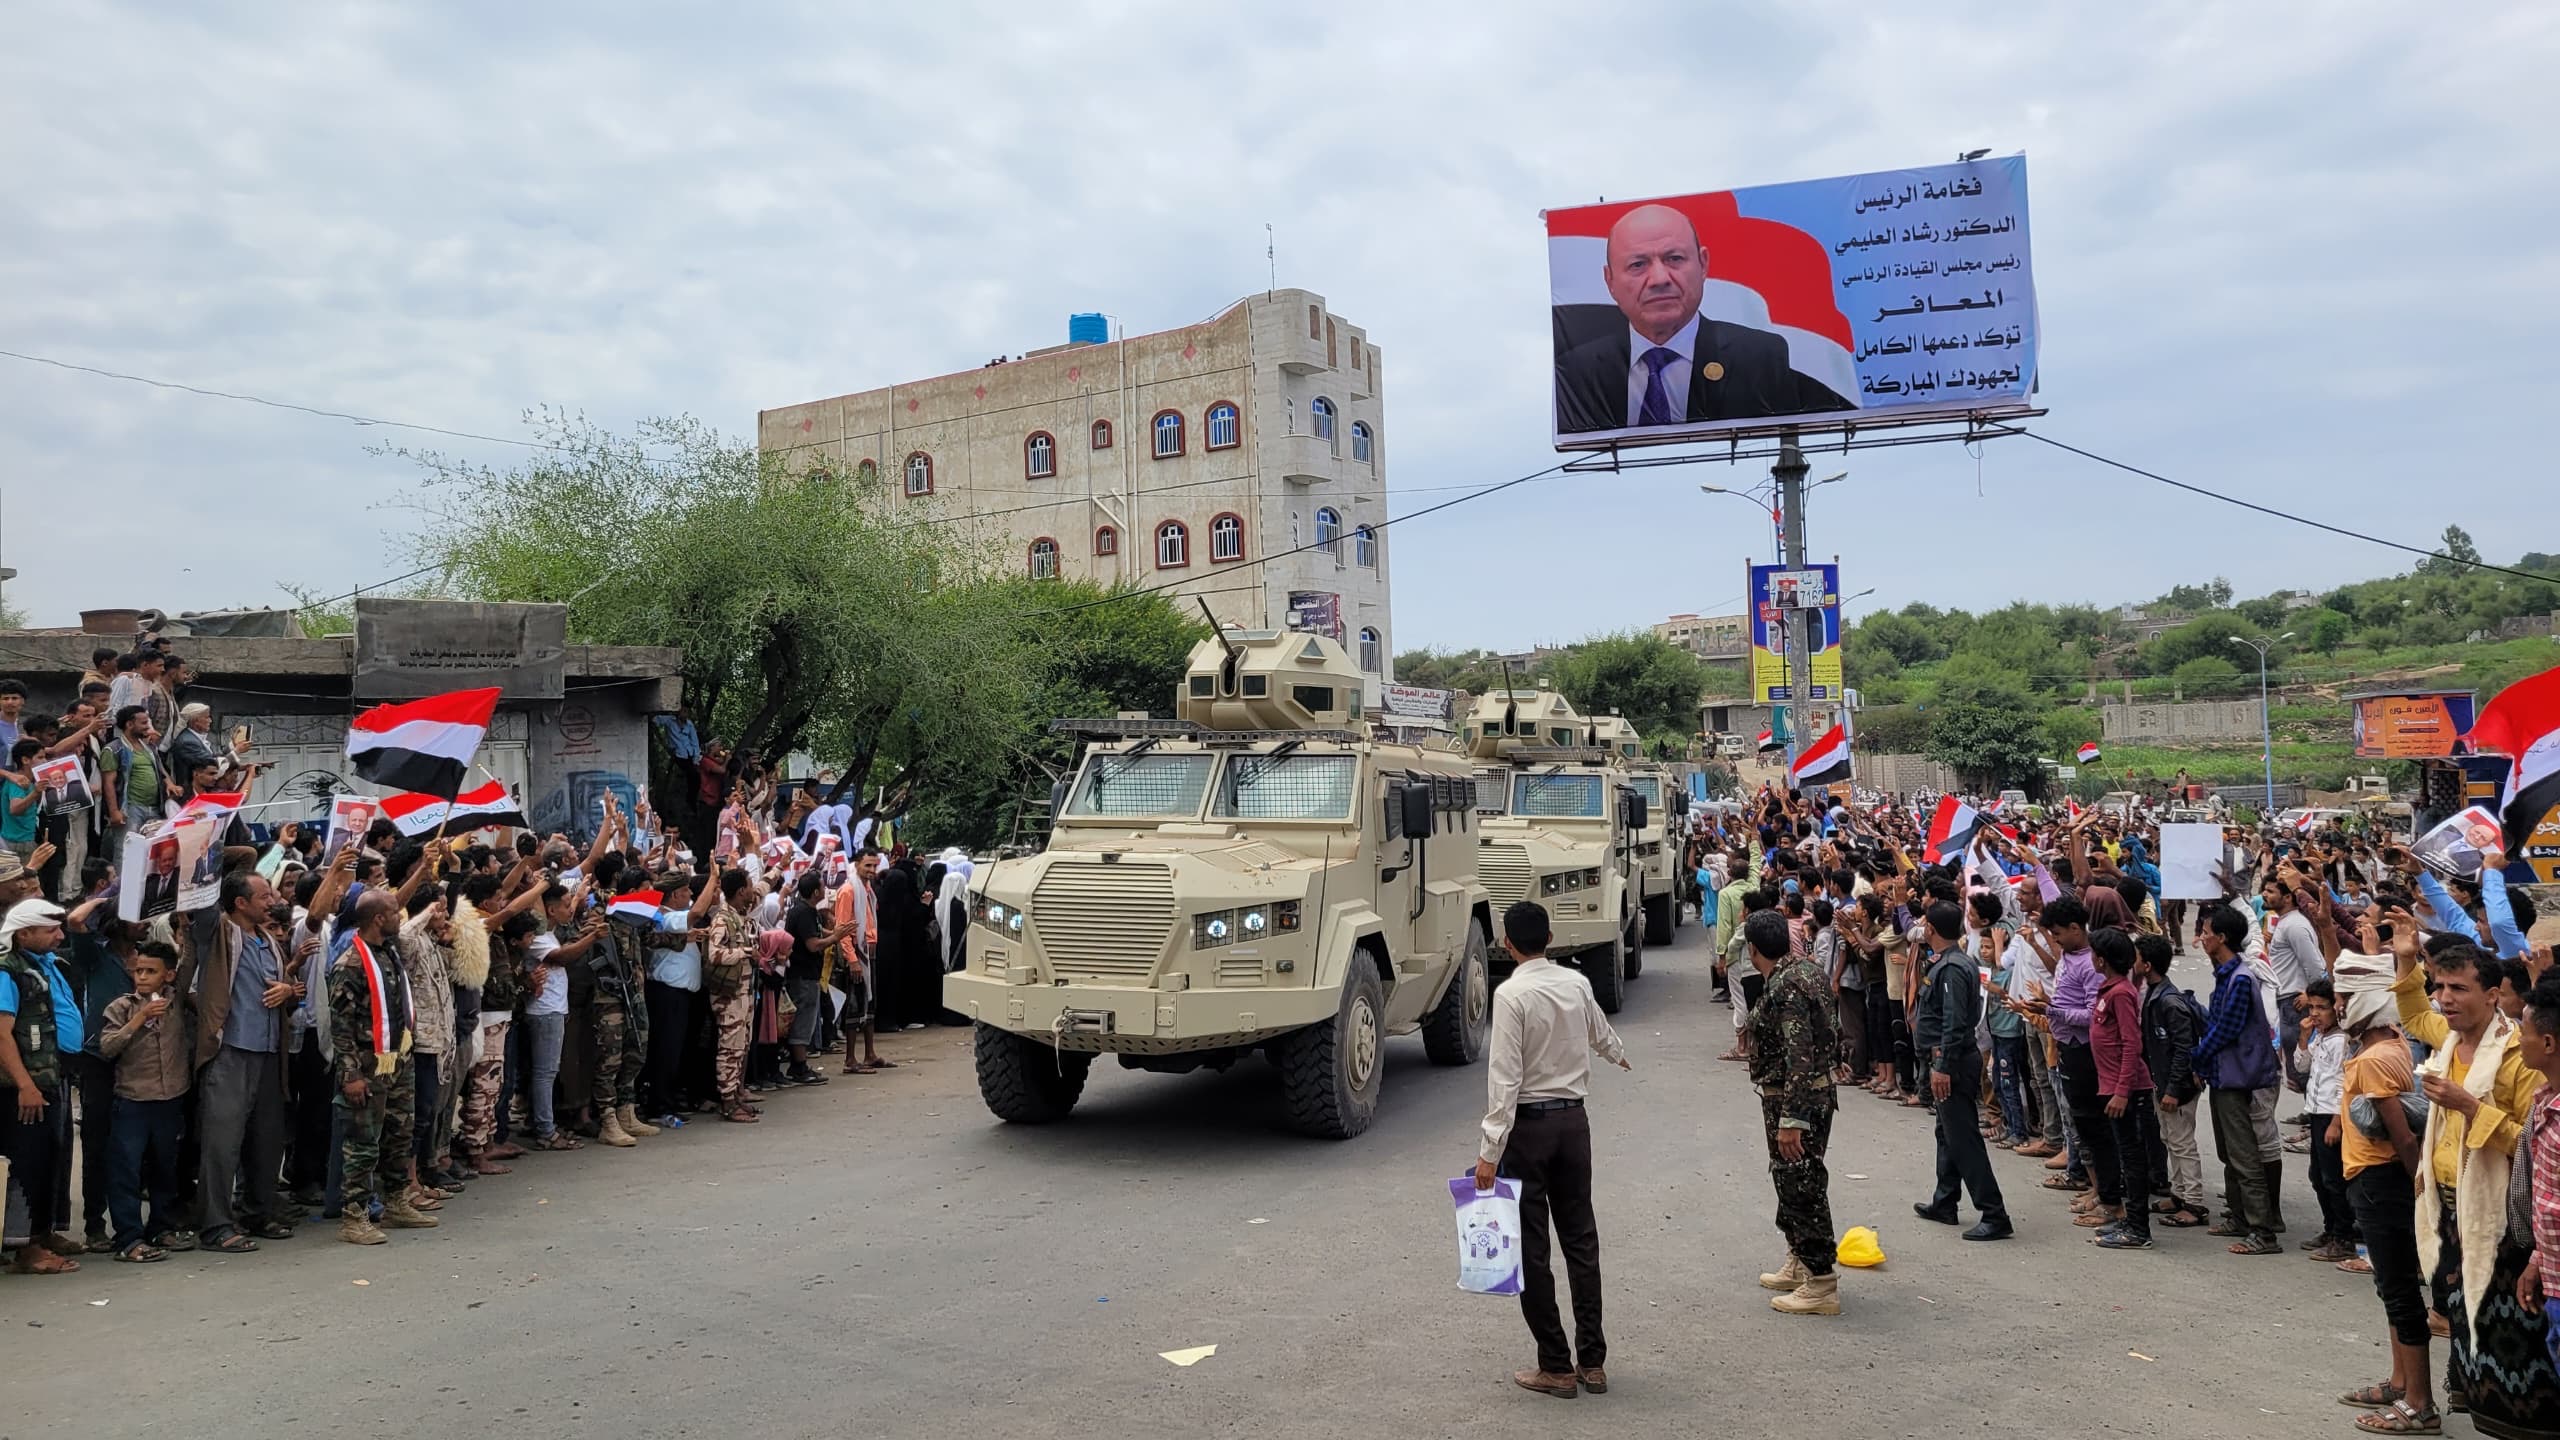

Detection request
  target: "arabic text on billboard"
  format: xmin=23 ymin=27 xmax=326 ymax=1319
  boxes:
xmin=2351 ymin=692 xmax=2475 ymax=759
xmin=1546 ymin=156 xmax=2037 ymax=449
xmin=1748 ymin=562 xmax=1842 ymax=704
xmin=1382 ymin=685 xmax=1452 ymax=720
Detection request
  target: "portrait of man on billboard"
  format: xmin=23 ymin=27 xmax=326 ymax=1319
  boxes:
xmin=1553 ymin=204 xmax=1852 ymax=435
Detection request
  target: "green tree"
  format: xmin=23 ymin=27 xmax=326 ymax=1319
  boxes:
xmin=1854 ymin=704 xmax=1934 ymax=753
xmin=2416 ymin=524 xmax=2482 ymax=577
xmin=2303 ymin=608 xmax=2353 ymax=654
xmin=2039 ymin=705 xmax=2101 ymax=757
xmin=1854 ymin=609 xmax=1947 ymax=667
xmin=1925 ymin=701 xmax=2050 ymax=792
xmin=2171 ymin=655 xmax=2246 ymax=697
xmin=1551 ymin=632 xmax=1708 ymax=738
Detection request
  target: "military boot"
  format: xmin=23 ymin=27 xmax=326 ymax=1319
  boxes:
xmin=596 ymin=1109 xmax=637 ymax=1147
xmin=1770 ymin=1273 xmax=1840 ymax=1317
xmin=619 ymin=1104 xmax=660 ymax=1137
xmin=339 ymin=1214 xmax=388 ymax=1246
xmin=380 ymin=1198 xmax=440 ymax=1230
xmin=1759 ymin=1256 xmax=1809 ymax=1292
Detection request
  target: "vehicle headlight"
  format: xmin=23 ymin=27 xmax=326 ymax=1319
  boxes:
xmin=1242 ymin=907 xmax=1268 ymax=934
xmin=1193 ymin=909 xmax=1235 ymax=948
xmin=1273 ymin=900 xmax=1301 ymax=932
xmin=979 ymin=900 xmax=1012 ymax=931
xmin=1008 ymin=912 xmax=1024 ymax=934
xmin=1541 ymin=874 xmax=1562 ymax=896
xmin=1582 ymin=868 xmax=1603 ymax=887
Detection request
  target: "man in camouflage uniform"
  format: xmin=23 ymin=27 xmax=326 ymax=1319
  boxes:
xmin=1743 ymin=908 xmax=1842 ymax=1316
xmin=329 ymin=893 xmax=437 ymax=1244
xmin=588 ymin=864 xmax=656 ymax=1146
xmin=706 ymin=868 xmax=762 ymax=1122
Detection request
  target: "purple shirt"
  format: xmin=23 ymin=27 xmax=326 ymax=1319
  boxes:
xmin=2049 ymin=945 xmax=2100 ymax=1048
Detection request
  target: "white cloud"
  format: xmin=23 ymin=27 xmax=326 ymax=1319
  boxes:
xmin=2 ymin=0 xmax=2553 ymax=646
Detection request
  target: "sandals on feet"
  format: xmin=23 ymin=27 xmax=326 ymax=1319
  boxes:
xmin=2354 ymin=1400 xmax=2441 ymax=1434
xmin=2340 ymin=1381 xmax=2406 ymax=1409
xmin=115 ymin=1242 xmax=167 ymax=1263
xmin=534 ymin=1132 xmax=583 ymax=1151
xmin=2228 ymin=1234 xmax=2283 ymax=1255
xmin=205 ymin=1233 xmax=259 ymax=1254
xmin=2161 ymin=1207 xmax=2209 ymax=1228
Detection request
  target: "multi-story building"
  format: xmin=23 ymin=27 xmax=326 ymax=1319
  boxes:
xmin=1654 ymin=611 xmax=1748 ymax=660
xmin=757 ymin=288 xmax=1395 ymax=692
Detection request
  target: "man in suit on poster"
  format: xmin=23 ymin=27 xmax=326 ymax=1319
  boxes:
xmin=1555 ymin=204 xmax=1851 ymax=434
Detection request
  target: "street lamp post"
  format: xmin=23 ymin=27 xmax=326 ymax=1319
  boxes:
xmin=2229 ymin=632 xmax=2295 ymax=817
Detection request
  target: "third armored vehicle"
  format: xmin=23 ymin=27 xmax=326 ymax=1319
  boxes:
xmin=1462 ymin=684 xmax=1647 ymax=1012
xmin=1587 ymin=713 xmax=1684 ymax=946
xmin=946 ymin=630 xmax=1493 ymax=1139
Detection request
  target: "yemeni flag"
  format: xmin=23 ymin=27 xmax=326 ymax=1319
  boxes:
xmin=2077 ymin=741 xmax=2101 ymax=764
xmin=1755 ymin=726 xmax=1781 ymax=755
xmin=2471 ymin=663 xmax=2560 ymax=852
xmin=609 ymin=889 xmax=666 ymax=925
xmin=1789 ymin=724 xmax=1851 ymax=789
xmin=177 ymin=790 xmax=246 ymax=819
xmin=1922 ymin=794 xmax=1988 ymax=864
xmin=380 ymin=780 xmax=526 ymax=839
xmin=345 ymin=687 xmax=500 ymax=798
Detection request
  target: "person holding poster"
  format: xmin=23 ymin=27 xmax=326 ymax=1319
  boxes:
xmin=131 ymin=832 xmax=181 ymax=921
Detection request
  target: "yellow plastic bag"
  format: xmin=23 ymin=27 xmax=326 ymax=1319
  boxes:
xmin=1836 ymin=1225 xmax=1886 ymax=1269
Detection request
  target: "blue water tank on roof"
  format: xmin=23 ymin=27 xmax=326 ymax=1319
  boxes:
xmin=1069 ymin=313 xmax=1109 ymax=346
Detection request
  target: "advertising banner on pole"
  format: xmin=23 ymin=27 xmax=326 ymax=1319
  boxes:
xmin=1748 ymin=561 xmax=1842 ymax=704
xmin=2350 ymin=691 xmax=2476 ymax=759
xmin=1545 ymin=156 xmax=2038 ymax=449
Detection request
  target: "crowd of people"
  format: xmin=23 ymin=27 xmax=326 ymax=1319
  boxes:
xmin=1683 ymin=784 xmax=2556 ymax=1436
xmin=0 ymin=670 xmax=977 ymax=1268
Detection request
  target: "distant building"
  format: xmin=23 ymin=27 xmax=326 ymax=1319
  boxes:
xmin=1653 ymin=611 xmax=1748 ymax=660
xmin=758 ymin=289 xmax=1395 ymax=690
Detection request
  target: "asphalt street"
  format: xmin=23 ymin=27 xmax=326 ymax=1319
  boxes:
xmin=5 ymin=923 xmax=2407 ymax=1440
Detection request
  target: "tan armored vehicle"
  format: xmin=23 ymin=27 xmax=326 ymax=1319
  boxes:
xmin=946 ymin=630 xmax=1494 ymax=1139
xmin=1588 ymin=714 xmax=1684 ymax=946
xmin=1462 ymin=685 xmax=1647 ymax=1013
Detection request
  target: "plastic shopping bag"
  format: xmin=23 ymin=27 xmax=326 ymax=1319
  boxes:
xmin=1450 ymin=1176 xmax=1525 ymax=1295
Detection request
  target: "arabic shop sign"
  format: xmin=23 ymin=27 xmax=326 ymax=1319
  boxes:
xmin=353 ymin=598 xmax=568 ymax=701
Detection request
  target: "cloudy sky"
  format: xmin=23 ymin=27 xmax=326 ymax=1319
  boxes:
xmin=4 ymin=2 xmax=2553 ymax=650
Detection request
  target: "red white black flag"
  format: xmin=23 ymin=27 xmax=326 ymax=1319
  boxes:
xmin=1923 ymin=794 xmax=1986 ymax=864
xmin=2471 ymin=663 xmax=2560 ymax=853
xmin=380 ymin=779 xmax=526 ymax=839
xmin=345 ymin=688 xmax=499 ymax=799
xmin=1789 ymin=724 xmax=1851 ymax=789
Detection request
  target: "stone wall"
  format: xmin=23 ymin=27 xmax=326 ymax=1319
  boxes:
xmin=2101 ymin=699 xmax=2263 ymax=744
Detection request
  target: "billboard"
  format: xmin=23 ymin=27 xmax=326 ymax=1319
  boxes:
xmin=1381 ymin=684 xmax=1453 ymax=720
xmin=1545 ymin=156 xmax=2038 ymax=449
xmin=1285 ymin=591 xmax=1343 ymax=643
xmin=2351 ymin=691 xmax=2475 ymax=759
xmin=1749 ymin=562 xmax=1842 ymax=704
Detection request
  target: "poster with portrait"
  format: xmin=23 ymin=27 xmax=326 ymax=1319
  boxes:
xmin=1747 ymin=562 xmax=1843 ymax=703
xmin=2411 ymin=804 xmax=2505 ymax=879
xmin=323 ymin=794 xmax=378 ymax=866
xmin=33 ymin=754 xmax=91 ymax=816
xmin=120 ymin=824 xmax=184 ymax=922
xmin=1546 ymin=156 xmax=2038 ymax=449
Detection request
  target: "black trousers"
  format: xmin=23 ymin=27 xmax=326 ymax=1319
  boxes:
xmin=1927 ymin=1065 xmax=2008 ymax=1220
xmin=2305 ymin=1112 xmax=2358 ymax=1242
xmin=2108 ymin=1091 xmax=2157 ymax=1238
xmin=2350 ymin=1160 xmax=2428 ymax=1347
xmin=287 ymin=1036 xmax=333 ymax=1191
xmin=66 ymin=1052 xmax=116 ymax=1236
xmin=2057 ymin=1041 xmax=2121 ymax=1205
xmin=1500 ymin=1106 xmax=1604 ymax=1375
xmin=0 ymin=1078 xmax=72 ymax=1239
xmin=643 ymin=979 xmax=697 ymax=1116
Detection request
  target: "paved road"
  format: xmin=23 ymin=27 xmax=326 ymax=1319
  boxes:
xmin=7 ymin=924 xmax=2398 ymax=1439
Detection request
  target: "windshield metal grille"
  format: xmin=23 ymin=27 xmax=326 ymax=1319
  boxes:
xmin=1066 ymin=753 xmax=1212 ymax=818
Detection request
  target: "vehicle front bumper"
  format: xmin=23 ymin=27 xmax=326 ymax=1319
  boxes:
xmin=944 ymin=970 xmax=1335 ymax=1054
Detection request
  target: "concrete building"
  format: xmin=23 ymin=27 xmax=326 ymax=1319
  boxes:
xmin=758 ymin=289 xmax=1396 ymax=691
xmin=1653 ymin=611 xmax=1748 ymax=660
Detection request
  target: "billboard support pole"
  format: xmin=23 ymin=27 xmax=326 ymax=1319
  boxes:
xmin=1773 ymin=430 xmax=1812 ymax=777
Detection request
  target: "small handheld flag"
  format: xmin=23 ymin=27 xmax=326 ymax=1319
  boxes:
xmin=2077 ymin=742 xmax=2102 ymax=764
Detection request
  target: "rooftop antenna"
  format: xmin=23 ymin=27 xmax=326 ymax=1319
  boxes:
xmin=1265 ymin=223 xmax=1276 ymax=297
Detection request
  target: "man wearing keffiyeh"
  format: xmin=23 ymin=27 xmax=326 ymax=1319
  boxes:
xmin=328 ymin=892 xmax=437 ymax=1244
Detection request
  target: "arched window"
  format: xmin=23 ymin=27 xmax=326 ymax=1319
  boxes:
xmin=1151 ymin=409 xmax=1185 ymax=459
xmin=903 ymin=452 xmax=933 ymax=496
xmin=1350 ymin=421 xmax=1373 ymax=463
xmin=1311 ymin=396 xmax=1337 ymax=449
xmin=1028 ymin=537 xmax=1060 ymax=580
xmin=1353 ymin=524 xmax=1377 ymax=568
xmin=1205 ymin=401 xmax=1240 ymax=451
xmin=1358 ymin=627 xmax=1382 ymax=674
xmin=855 ymin=458 xmax=879 ymax=484
xmin=1155 ymin=520 xmax=1189 ymax=568
xmin=1209 ymin=512 xmax=1244 ymax=562
xmin=1093 ymin=524 xmax=1118 ymax=557
xmin=1090 ymin=419 xmax=1113 ymax=450
xmin=1025 ymin=432 xmax=1056 ymax=479
xmin=1314 ymin=506 xmax=1342 ymax=561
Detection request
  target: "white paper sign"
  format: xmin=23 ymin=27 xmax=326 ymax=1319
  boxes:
xmin=2158 ymin=822 xmax=2226 ymax=901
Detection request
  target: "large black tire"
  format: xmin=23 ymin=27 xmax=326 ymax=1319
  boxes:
xmin=1422 ymin=921 xmax=1493 ymax=1066
xmin=1584 ymin=932 xmax=1626 ymax=1014
xmin=973 ymin=1024 xmax=1092 ymax=1124
xmin=1623 ymin=898 xmax=1643 ymax=980
xmin=1279 ymin=960 xmax=1387 ymax=1138
xmin=1643 ymin=887 xmax=1674 ymax=947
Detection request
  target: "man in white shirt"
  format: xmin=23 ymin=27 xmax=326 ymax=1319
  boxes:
xmin=1472 ymin=901 xmax=1629 ymax=1400
xmin=2262 ymin=880 xmax=2324 ymax=1094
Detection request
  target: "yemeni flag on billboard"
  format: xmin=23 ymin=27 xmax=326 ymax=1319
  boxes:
xmin=2471 ymin=664 xmax=2560 ymax=852
xmin=380 ymin=780 xmax=526 ymax=839
xmin=345 ymin=687 xmax=499 ymax=798
xmin=1789 ymin=724 xmax=1851 ymax=789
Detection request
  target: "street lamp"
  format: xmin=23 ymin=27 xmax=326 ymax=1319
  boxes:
xmin=2228 ymin=632 xmax=2295 ymax=816
xmin=1699 ymin=483 xmax=1782 ymax=561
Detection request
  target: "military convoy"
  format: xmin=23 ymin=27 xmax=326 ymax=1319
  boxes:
xmin=1587 ymin=713 xmax=1685 ymax=947
xmin=945 ymin=630 xmax=1494 ymax=1139
xmin=1461 ymin=684 xmax=1647 ymax=1013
